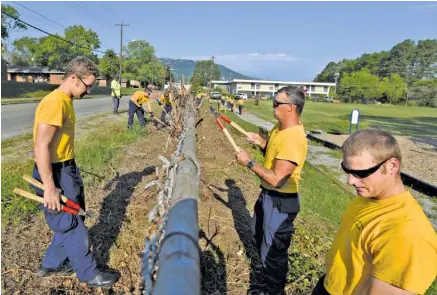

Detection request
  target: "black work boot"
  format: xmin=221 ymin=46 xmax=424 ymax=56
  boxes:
xmin=37 ymin=260 xmax=74 ymax=277
xmin=85 ymin=271 xmax=119 ymax=289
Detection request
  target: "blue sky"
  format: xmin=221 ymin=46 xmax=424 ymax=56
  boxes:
xmin=4 ymin=1 xmax=437 ymax=81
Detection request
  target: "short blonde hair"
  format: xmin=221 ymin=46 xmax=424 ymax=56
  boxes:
xmin=342 ymin=128 xmax=402 ymax=165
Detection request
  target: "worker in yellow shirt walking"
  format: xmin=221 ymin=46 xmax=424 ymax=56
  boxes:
xmin=238 ymin=98 xmax=244 ymax=115
xmin=111 ymin=75 xmax=121 ymax=114
xmin=31 ymin=56 xmax=118 ymax=288
xmin=313 ymin=128 xmax=437 ymax=295
xmin=128 ymin=88 xmax=153 ymax=129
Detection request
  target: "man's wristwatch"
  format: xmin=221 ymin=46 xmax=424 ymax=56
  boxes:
xmin=247 ymin=160 xmax=255 ymax=169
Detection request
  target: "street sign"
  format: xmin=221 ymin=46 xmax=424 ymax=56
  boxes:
xmin=349 ymin=109 xmax=360 ymax=134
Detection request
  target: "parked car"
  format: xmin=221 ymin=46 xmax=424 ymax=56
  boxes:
xmin=324 ymin=96 xmax=333 ymax=102
xmin=238 ymin=93 xmax=248 ymax=100
xmin=211 ymin=92 xmax=221 ymax=100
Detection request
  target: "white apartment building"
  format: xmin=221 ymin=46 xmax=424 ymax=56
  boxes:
xmin=210 ymin=79 xmax=335 ymax=97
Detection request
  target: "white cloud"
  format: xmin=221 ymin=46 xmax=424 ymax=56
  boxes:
xmin=179 ymin=53 xmax=299 ymax=62
xmin=412 ymin=3 xmax=437 ymax=11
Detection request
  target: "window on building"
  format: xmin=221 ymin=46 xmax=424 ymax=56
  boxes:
xmin=251 ymin=83 xmax=255 ymax=89
xmin=269 ymin=86 xmax=273 ymax=90
xmin=311 ymin=86 xmax=315 ymax=92
xmin=256 ymin=84 xmax=260 ymax=89
xmin=275 ymin=83 xmax=279 ymax=89
xmin=324 ymin=86 xmax=328 ymax=92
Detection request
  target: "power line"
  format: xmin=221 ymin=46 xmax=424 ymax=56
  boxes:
xmin=1 ymin=10 xmax=107 ymax=54
xmin=12 ymin=1 xmax=65 ymax=29
xmin=66 ymin=1 xmax=113 ymax=32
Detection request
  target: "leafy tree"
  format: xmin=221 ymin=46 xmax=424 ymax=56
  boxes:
xmin=31 ymin=25 xmax=100 ymax=69
xmin=1 ymin=4 xmax=26 ymax=41
xmin=99 ymin=49 xmax=119 ymax=79
xmin=190 ymin=60 xmax=220 ymax=87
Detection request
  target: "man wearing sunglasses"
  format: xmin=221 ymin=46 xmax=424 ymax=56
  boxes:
xmin=313 ymin=128 xmax=437 ymax=295
xmin=31 ymin=56 xmax=119 ymax=288
xmin=235 ymin=86 xmax=307 ymax=295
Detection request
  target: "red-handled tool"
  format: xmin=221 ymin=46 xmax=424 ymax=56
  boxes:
xmin=18 ymin=175 xmax=87 ymax=216
xmin=13 ymin=188 xmax=85 ymax=216
xmin=211 ymin=109 xmax=249 ymax=137
xmin=210 ymin=109 xmax=241 ymax=152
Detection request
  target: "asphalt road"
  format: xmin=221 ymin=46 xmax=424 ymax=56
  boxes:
xmin=1 ymin=96 xmax=131 ymax=140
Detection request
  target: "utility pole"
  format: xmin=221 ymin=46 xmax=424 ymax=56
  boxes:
xmin=209 ymin=56 xmax=215 ymax=95
xmin=115 ymin=22 xmax=130 ymax=86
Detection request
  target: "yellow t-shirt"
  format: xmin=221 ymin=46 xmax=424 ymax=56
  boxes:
xmin=33 ymin=89 xmax=75 ymax=163
xmin=111 ymin=79 xmax=121 ymax=97
xmin=132 ymin=91 xmax=150 ymax=105
xmin=160 ymin=94 xmax=171 ymax=106
xmin=261 ymin=122 xmax=307 ymax=193
xmin=238 ymin=99 xmax=244 ymax=105
xmin=324 ymin=191 xmax=437 ymax=295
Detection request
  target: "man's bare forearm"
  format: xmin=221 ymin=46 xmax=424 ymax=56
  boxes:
xmin=250 ymin=162 xmax=281 ymax=187
xmin=34 ymin=144 xmax=56 ymax=190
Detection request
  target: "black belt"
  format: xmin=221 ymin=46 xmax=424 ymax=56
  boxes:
xmin=260 ymin=187 xmax=298 ymax=199
xmin=52 ymin=158 xmax=76 ymax=169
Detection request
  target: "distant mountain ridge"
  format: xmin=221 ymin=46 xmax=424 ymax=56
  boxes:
xmin=159 ymin=58 xmax=257 ymax=81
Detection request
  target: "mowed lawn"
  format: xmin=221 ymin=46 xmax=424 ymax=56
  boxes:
xmin=244 ymin=100 xmax=437 ymax=138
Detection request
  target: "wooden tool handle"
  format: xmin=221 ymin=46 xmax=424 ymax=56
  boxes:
xmin=13 ymin=188 xmax=79 ymax=215
xmin=13 ymin=188 xmax=44 ymax=203
xmin=22 ymin=175 xmax=68 ymax=203
xmin=222 ymin=128 xmax=240 ymax=152
xmin=230 ymin=122 xmax=249 ymax=137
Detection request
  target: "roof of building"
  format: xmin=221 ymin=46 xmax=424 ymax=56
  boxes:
xmin=211 ymin=79 xmax=336 ymax=86
xmin=7 ymin=66 xmax=64 ymax=74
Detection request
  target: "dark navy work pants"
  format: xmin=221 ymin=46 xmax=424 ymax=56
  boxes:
xmin=31 ymin=162 xmax=97 ymax=282
xmin=128 ymin=100 xmax=146 ymax=128
xmin=252 ymin=190 xmax=299 ymax=295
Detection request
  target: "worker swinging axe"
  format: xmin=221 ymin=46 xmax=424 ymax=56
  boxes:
xmin=209 ymin=107 xmax=249 ymax=137
xmin=210 ymin=108 xmax=240 ymax=152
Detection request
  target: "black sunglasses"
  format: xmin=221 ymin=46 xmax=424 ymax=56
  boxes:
xmin=273 ymin=99 xmax=294 ymax=108
xmin=76 ymin=75 xmax=93 ymax=92
xmin=341 ymin=158 xmax=390 ymax=179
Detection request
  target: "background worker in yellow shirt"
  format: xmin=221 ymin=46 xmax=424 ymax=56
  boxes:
xmin=235 ymin=86 xmax=308 ymax=295
xmin=313 ymin=128 xmax=437 ymax=295
xmin=158 ymin=91 xmax=172 ymax=124
xmin=238 ymin=97 xmax=244 ymax=115
xmin=128 ymin=87 xmax=153 ymax=129
xmin=111 ymin=75 xmax=121 ymax=114
xmin=31 ymin=56 xmax=118 ymax=288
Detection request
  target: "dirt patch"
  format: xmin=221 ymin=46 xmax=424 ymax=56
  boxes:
xmin=1 ymin=124 xmax=176 ymax=294
xmin=312 ymin=133 xmax=437 ymax=186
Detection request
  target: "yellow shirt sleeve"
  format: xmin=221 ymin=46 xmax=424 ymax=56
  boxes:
xmin=372 ymin=231 xmax=437 ymax=294
xmin=276 ymin=134 xmax=305 ymax=166
xmin=36 ymin=98 xmax=64 ymax=127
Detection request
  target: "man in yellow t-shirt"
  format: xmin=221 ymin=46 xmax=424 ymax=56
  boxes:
xmin=158 ymin=91 xmax=172 ymax=124
xmin=31 ymin=57 xmax=118 ymax=288
xmin=128 ymin=87 xmax=153 ymax=129
xmin=313 ymin=128 xmax=437 ymax=295
xmin=110 ymin=75 xmax=121 ymax=114
xmin=237 ymin=98 xmax=244 ymax=115
xmin=236 ymin=86 xmax=308 ymax=295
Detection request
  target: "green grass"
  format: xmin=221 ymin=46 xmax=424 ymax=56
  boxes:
xmin=1 ymin=118 xmax=146 ymax=226
xmin=224 ymin=111 xmax=437 ymax=294
xmin=245 ymin=100 xmax=437 ymax=137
